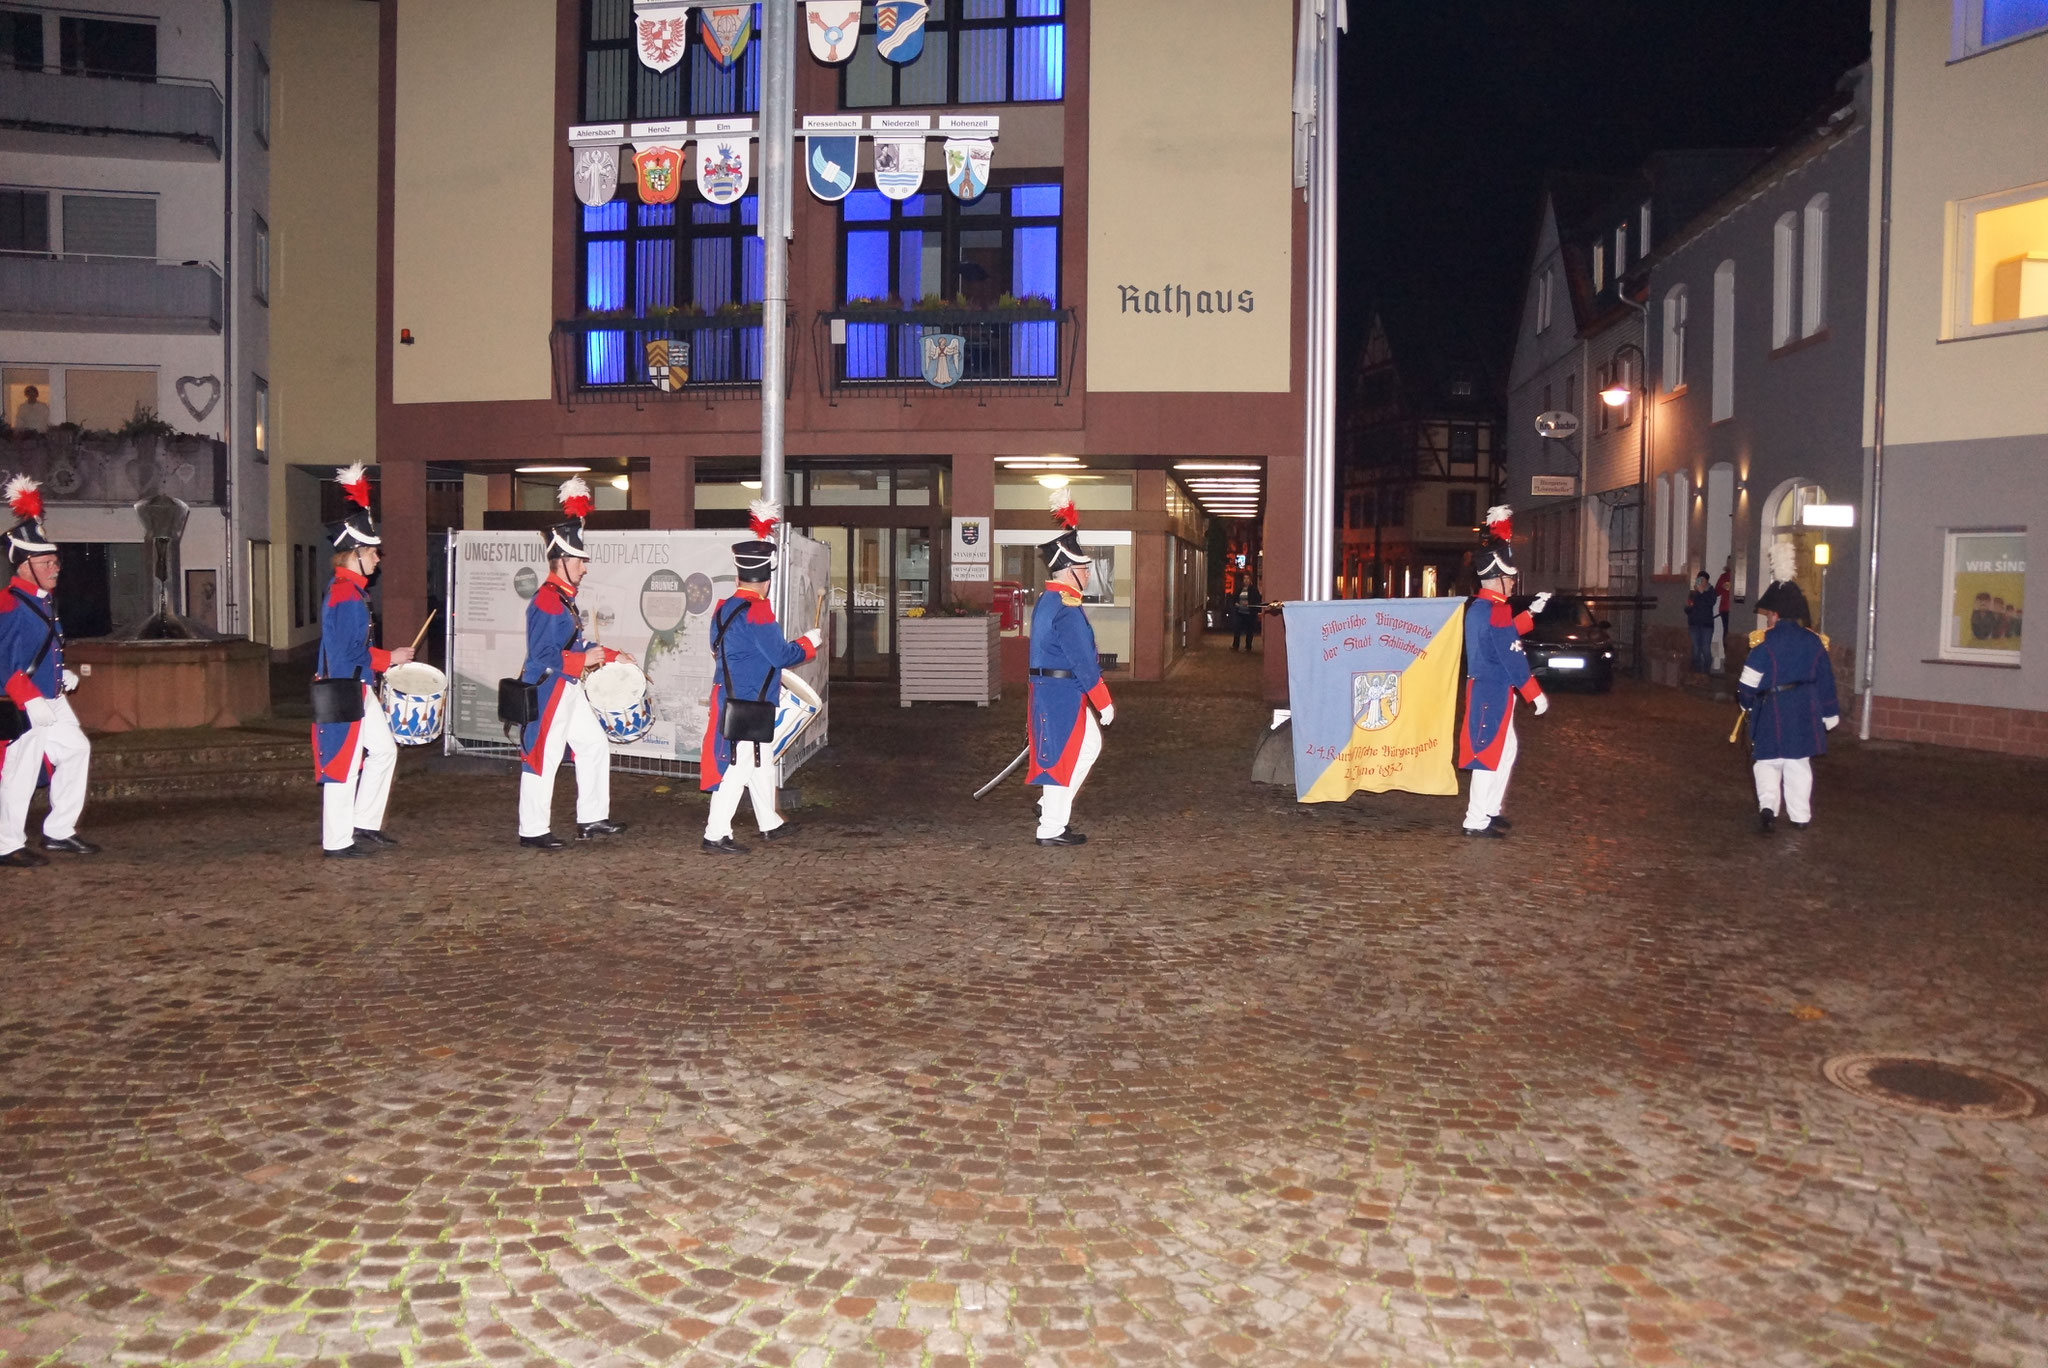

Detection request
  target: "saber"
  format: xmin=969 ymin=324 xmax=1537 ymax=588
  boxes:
xmin=973 ymin=745 xmax=1031 ymax=800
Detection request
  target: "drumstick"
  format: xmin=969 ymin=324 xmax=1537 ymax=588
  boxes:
xmin=406 ymin=610 xmax=437 ymax=653
xmin=813 ymin=589 xmax=827 ymax=633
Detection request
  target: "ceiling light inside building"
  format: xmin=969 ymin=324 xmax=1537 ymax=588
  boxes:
xmin=515 ymin=465 xmax=592 ymax=475
xmin=610 ymin=476 xmax=630 ymax=491
xmin=1174 ymin=462 xmax=1261 ymax=471
xmin=1036 ymin=474 xmax=1070 ymax=489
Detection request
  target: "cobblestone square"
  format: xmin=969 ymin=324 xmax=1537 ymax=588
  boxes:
xmin=4 ymin=641 xmax=2046 ymax=1367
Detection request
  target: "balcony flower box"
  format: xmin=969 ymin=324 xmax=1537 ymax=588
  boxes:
xmin=899 ymin=613 xmax=1001 ymax=707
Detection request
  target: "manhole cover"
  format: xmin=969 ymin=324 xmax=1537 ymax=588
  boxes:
xmin=1823 ymin=1054 xmax=2043 ymax=1120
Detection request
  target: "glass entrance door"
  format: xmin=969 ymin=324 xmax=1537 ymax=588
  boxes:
xmin=801 ymin=523 xmax=934 ymax=681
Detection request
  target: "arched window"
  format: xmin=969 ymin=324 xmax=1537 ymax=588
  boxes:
xmin=1654 ymin=474 xmax=1672 ymax=574
xmin=1801 ymin=193 xmax=1829 ymax=336
xmin=1772 ymin=212 xmax=1798 ymax=348
xmin=1670 ymin=470 xmax=1691 ymax=575
xmin=1704 ymin=463 xmax=1736 ymax=588
xmin=1662 ymin=285 xmax=1689 ymax=390
xmin=1761 ymin=479 xmax=1829 ymax=622
xmin=1712 ymin=261 xmax=1735 ymax=421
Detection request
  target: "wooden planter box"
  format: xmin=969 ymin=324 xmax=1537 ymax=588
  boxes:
xmin=899 ymin=615 xmax=1001 ymax=707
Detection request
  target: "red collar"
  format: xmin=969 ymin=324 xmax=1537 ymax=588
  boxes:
xmin=544 ymin=572 xmax=579 ymax=600
xmin=1045 ymin=581 xmax=1084 ymax=603
xmin=735 ymin=584 xmax=766 ymax=601
xmin=9 ymin=574 xmax=48 ymax=599
xmin=1477 ymin=587 xmax=1509 ymax=605
xmin=334 ymin=566 xmax=370 ymax=592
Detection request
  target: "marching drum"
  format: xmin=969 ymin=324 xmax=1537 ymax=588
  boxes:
xmin=771 ymin=671 xmax=824 ymax=760
xmin=381 ymin=662 xmax=448 ymax=745
xmin=586 ymin=660 xmax=654 ymax=745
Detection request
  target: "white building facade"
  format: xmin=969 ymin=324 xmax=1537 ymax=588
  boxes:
xmin=1 ymin=0 xmax=270 ymax=637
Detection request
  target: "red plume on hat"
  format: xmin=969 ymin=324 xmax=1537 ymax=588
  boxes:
xmin=747 ymin=499 xmax=781 ymax=539
xmin=1484 ymin=504 xmax=1514 ymax=541
xmin=5 ymin=475 xmax=44 ymax=522
xmin=1049 ymin=486 xmax=1079 ymax=530
xmin=335 ymin=463 xmax=373 ymax=510
xmin=557 ymin=476 xmax=593 ymax=520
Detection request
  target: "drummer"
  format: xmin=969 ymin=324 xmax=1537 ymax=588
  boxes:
xmin=699 ymin=501 xmax=821 ymax=854
xmin=516 ymin=478 xmax=634 ymax=849
xmin=314 ymin=464 xmax=412 ymax=859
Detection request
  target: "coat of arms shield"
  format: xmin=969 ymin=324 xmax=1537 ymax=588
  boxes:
xmin=872 ymin=135 xmax=925 ymax=200
xmin=874 ymin=0 xmax=927 ymax=64
xmin=633 ymin=1 xmax=692 ymax=72
xmin=805 ymin=134 xmax=857 ymax=202
xmin=805 ymin=1 xmax=861 ymax=62
xmin=646 ymin=338 xmax=690 ymax=392
xmin=920 ymin=333 xmax=964 ymax=389
xmin=1352 ymin=671 xmax=1401 ymax=732
xmin=633 ymin=144 xmax=685 ymax=205
xmin=699 ymin=4 xmax=753 ymax=67
xmin=697 ymin=139 xmax=751 ymax=205
xmin=575 ymin=145 xmax=621 ymax=208
xmin=943 ymin=137 xmax=993 ymax=200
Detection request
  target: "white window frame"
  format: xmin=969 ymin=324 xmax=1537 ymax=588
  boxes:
xmin=1947 ymin=180 xmax=2048 ymax=339
xmin=252 ymin=212 xmax=268 ymax=304
xmin=253 ymin=375 xmax=268 ymax=461
xmin=1669 ymin=470 xmax=1691 ymax=575
xmin=1592 ymin=242 xmax=1605 ymax=291
xmin=1639 ymin=202 xmax=1652 ymax=257
xmin=1952 ymin=0 xmax=2048 ymax=59
xmin=1536 ymin=268 xmax=1554 ymax=333
xmin=253 ymin=44 xmax=271 ymax=146
xmin=1771 ymin=212 xmax=1798 ymax=348
xmin=1801 ymin=193 xmax=1828 ymax=336
xmin=1614 ymin=224 xmax=1628 ymax=277
xmin=1653 ymin=475 xmax=1672 ymax=574
xmin=1939 ymin=528 xmax=2027 ymax=663
xmin=1711 ymin=260 xmax=1735 ymax=422
xmin=1662 ymin=285 xmax=1688 ymax=391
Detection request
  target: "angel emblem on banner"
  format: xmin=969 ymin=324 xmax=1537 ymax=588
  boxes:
xmin=575 ymin=145 xmax=621 ymax=208
xmin=633 ymin=0 xmax=692 ymax=72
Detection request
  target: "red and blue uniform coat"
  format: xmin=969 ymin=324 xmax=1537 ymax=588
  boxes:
xmin=1738 ymin=620 xmax=1840 ymax=761
xmin=0 ymin=575 xmax=64 ymax=773
xmin=519 ymin=574 xmax=615 ymax=775
xmin=1026 ymin=584 xmax=1112 ymax=787
xmin=312 ymin=568 xmax=391 ymax=783
xmin=1457 ymin=589 xmax=1543 ymax=772
xmin=698 ymin=588 xmax=816 ymax=789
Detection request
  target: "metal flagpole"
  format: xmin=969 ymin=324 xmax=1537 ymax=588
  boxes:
xmin=758 ymin=0 xmax=795 ymax=503
xmin=1296 ymin=0 xmax=1342 ymax=602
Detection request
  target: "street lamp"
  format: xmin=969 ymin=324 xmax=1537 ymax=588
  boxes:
xmin=1600 ymin=339 xmax=1649 ymax=679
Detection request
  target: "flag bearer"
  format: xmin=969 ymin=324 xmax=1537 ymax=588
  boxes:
xmin=699 ymin=501 xmax=821 ymax=854
xmin=1458 ymin=505 xmax=1549 ymax=838
xmin=0 ymin=476 xmax=95 ymax=866
xmin=313 ymin=464 xmax=412 ymax=858
xmin=1027 ymin=489 xmax=1115 ymax=847
xmin=517 ymin=478 xmax=632 ymax=849
xmin=1740 ymin=544 xmax=1840 ymax=833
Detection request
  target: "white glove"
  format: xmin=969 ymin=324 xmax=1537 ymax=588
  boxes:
xmin=1529 ymin=592 xmax=1553 ymax=615
xmin=24 ymin=695 xmax=57 ymax=728
xmin=60 ymin=668 xmax=79 ymax=694
xmin=1098 ymin=702 xmax=1115 ymax=727
xmin=803 ymin=628 xmax=824 ymax=651
xmin=1824 ymin=714 xmax=1839 ymax=731
xmin=1531 ymin=692 xmax=1550 ymax=717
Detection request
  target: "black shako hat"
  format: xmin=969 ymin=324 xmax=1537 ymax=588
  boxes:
xmin=1040 ymin=488 xmax=1092 ymax=572
xmin=1476 ymin=504 xmax=1516 ymax=581
xmin=733 ymin=500 xmax=779 ymax=583
xmin=325 ymin=464 xmax=382 ymax=551
xmin=547 ymin=477 xmax=594 ymax=561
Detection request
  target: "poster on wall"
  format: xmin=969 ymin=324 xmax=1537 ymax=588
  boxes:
xmin=1279 ymin=599 xmax=1467 ymax=802
xmin=451 ymin=530 xmax=832 ymax=773
xmin=950 ymin=516 xmax=990 ymax=582
xmin=1946 ymin=532 xmax=2025 ymax=660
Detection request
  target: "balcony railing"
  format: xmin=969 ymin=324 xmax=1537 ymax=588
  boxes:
xmin=550 ymin=313 xmax=794 ymax=408
xmin=0 ymin=67 xmax=223 ymax=160
xmin=0 ymin=432 xmax=227 ymax=506
xmin=0 ymin=254 xmax=223 ymax=334
xmin=814 ymin=306 xmax=1076 ymax=402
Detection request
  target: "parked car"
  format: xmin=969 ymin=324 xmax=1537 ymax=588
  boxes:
xmin=1509 ymin=594 xmax=1616 ymax=691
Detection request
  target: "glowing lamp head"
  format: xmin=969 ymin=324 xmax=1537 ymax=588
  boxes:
xmin=1599 ymin=383 xmax=1631 ymax=408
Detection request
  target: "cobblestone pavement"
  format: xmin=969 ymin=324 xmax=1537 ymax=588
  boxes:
xmin=4 ymin=636 xmax=2048 ymax=1368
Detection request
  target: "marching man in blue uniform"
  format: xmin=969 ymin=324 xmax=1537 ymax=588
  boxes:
xmin=516 ymin=478 xmax=633 ymax=849
xmin=0 ymin=476 xmax=96 ymax=866
xmin=699 ymin=501 xmax=821 ymax=854
xmin=1739 ymin=543 xmax=1840 ymax=833
xmin=1457 ymin=506 xmax=1549 ymax=838
xmin=312 ymin=464 xmax=412 ymax=858
xmin=1027 ymin=489 xmax=1114 ymax=846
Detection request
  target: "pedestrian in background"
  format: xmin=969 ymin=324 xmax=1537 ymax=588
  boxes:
xmin=1685 ymin=571 xmax=1718 ymax=674
xmin=1230 ymin=578 xmax=1262 ymax=651
xmin=1713 ymin=561 xmax=1733 ymax=673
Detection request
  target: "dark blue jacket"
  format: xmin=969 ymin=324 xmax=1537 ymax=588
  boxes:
xmin=1685 ymin=587 xmax=1719 ymax=629
xmin=1738 ymin=621 xmax=1840 ymax=761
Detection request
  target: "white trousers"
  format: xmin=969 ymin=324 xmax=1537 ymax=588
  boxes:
xmin=1753 ymin=757 xmax=1814 ymax=824
xmin=517 ymin=681 xmax=611 ymax=837
xmin=705 ymin=740 xmax=782 ymax=841
xmin=0 ymin=695 xmax=90 ymax=855
xmin=1463 ymin=718 xmax=1519 ymax=831
xmin=1035 ymin=711 xmax=1103 ymax=839
xmin=321 ymin=684 xmax=397 ymax=851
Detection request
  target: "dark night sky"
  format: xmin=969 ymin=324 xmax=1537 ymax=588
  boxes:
xmin=1335 ymin=0 xmax=1875 ymax=379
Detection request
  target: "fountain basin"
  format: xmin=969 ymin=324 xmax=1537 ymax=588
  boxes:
xmin=69 ymin=638 xmax=272 ymax=733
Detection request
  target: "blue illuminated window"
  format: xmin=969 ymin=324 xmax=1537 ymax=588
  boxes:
xmin=843 ymin=0 xmax=1063 ymax=108
xmin=580 ymin=0 xmax=761 ymax=120
xmin=576 ymin=188 xmax=765 ymax=387
xmin=1982 ymin=0 xmax=2048 ymax=44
